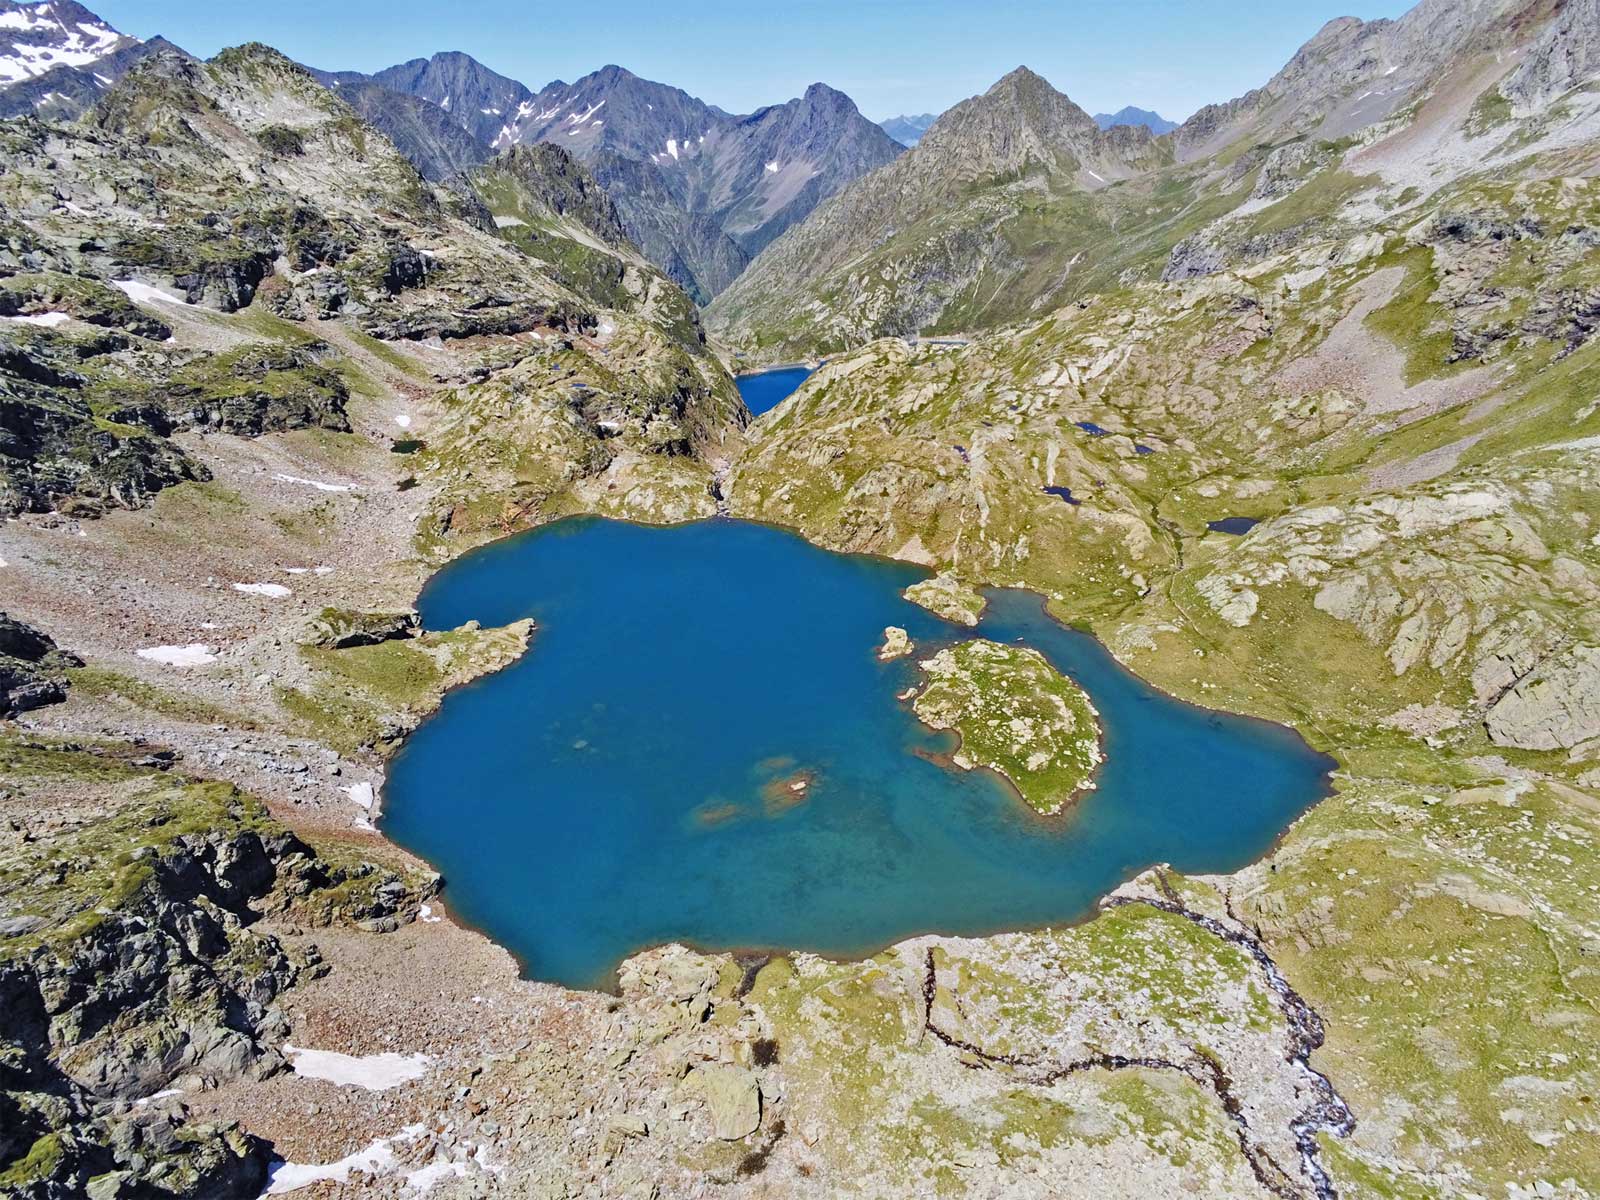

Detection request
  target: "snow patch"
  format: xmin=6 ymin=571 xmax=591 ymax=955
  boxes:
xmin=665 ymin=138 xmax=679 ymax=160
xmin=2 ymin=312 xmax=71 ymax=327
xmin=263 ymin=1139 xmax=398 ymax=1195
xmin=135 ymin=1089 xmax=183 ymax=1106
xmin=394 ymin=414 xmax=413 ymax=428
xmin=284 ymin=1045 xmax=432 ymax=1091
xmin=113 ymin=279 xmax=192 ymax=307
xmin=137 ymin=645 xmax=216 ymax=667
xmin=406 ymin=1162 xmax=467 ymax=1193
xmin=345 ymin=782 xmax=375 ymax=810
xmin=764 ymin=161 xmax=779 ymax=173
xmin=272 ymin=474 xmax=356 ymax=493
xmin=233 ymin=582 xmax=292 ymax=599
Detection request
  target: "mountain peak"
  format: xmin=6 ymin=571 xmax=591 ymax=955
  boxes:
xmin=1094 ymin=106 xmax=1177 ymax=135
xmin=0 ymin=0 xmax=137 ymax=86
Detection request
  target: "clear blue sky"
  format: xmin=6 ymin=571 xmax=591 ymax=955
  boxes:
xmin=88 ymin=0 xmax=1412 ymax=122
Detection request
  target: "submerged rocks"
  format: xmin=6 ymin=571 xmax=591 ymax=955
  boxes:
xmin=0 ymin=612 xmax=82 ymax=715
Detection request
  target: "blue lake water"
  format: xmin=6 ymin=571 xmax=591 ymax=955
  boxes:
xmin=735 ymin=366 xmax=814 ymax=416
xmin=382 ymin=517 xmax=1334 ymax=991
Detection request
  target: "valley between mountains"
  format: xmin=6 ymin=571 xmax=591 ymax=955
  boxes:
xmin=1 ymin=0 xmax=1599 ymax=1197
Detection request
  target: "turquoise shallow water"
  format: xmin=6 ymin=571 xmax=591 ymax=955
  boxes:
xmin=382 ymin=517 xmax=1334 ymax=990
xmin=735 ymin=366 xmax=814 ymax=416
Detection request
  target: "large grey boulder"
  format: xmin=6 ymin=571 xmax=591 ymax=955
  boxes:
xmin=685 ymin=1064 xmax=761 ymax=1140
xmin=1485 ymin=644 xmax=1600 ymax=751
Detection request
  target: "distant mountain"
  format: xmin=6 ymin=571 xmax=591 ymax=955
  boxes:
xmin=312 ymin=67 xmax=492 ymax=182
xmin=340 ymin=56 xmax=902 ymax=303
xmin=706 ymin=65 xmax=1167 ymax=352
xmin=0 ymin=1 xmax=185 ymax=120
xmin=0 ymin=0 xmax=133 ymax=85
xmin=367 ymin=51 xmax=535 ymax=146
xmin=880 ymin=112 xmax=937 ymax=146
xmin=1093 ymin=106 xmax=1176 ymax=134
xmin=479 ymin=65 xmax=905 ymax=300
xmin=711 ymin=0 xmax=1600 ymax=363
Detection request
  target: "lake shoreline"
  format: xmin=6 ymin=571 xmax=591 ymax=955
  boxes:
xmin=382 ymin=514 xmax=1337 ymax=990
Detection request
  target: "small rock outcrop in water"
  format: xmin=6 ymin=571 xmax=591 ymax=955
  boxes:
xmin=0 ymin=612 xmax=82 ymax=715
xmin=877 ymin=626 xmax=914 ymax=661
xmin=902 ymin=573 xmax=985 ymax=627
xmin=913 ymin=640 xmax=1102 ymax=815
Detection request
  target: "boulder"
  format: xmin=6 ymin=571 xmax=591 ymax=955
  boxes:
xmin=685 ymin=1064 xmax=761 ymax=1140
xmin=0 ymin=611 xmax=82 ymax=715
xmin=1485 ymin=644 xmax=1600 ymax=751
xmin=296 ymin=608 xmax=421 ymax=650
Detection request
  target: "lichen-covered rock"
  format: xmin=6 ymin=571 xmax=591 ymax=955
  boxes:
xmin=0 ymin=749 xmax=428 ymax=1198
xmin=159 ymin=343 xmax=350 ymax=436
xmin=683 ymin=1064 xmax=761 ymax=1140
xmin=914 ymin=639 xmax=1102 ymax=815
xmin=0 ymin=348 xmax=209 ymax=517
xmin=903 ymin=572 xmax=985 ymax=627
xmin=1485 ymin=644 xmax=1600 ymax=750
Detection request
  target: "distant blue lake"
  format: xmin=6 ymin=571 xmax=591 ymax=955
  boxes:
xmin=382 ymin=518 xmax=1333 ymax=990
xmin=735 ymin=366 xmax=814 ymax=416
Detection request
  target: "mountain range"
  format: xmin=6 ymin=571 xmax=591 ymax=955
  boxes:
xmin=0 ymin=10 xmax=903 ymax=305
xmin=318 ymin=56 xmax=905 ymax=302
xmin=707 ymin=0 xmax=1600 ymax=358
xmin=1093 ymin=105 xmax=1177 ymax=133
xmin=879 ymin=111 xmax=937 ymax=145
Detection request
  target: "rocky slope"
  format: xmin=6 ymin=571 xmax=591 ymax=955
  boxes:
xmin=346 ymin=58 xmax=904 ymax=303
xmin=707 ymin=0 xmax=1600 ymax=363
xmin=310 ymin=68 xmax=492 ymax=183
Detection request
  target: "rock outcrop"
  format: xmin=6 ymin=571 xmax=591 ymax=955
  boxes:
xmin=1485 ymin=644 xmax=1600 ymax=750
xmin=913 ymin=639 xmax=1102 ymax=815
xmin=0 ymin=763 xmax=432 ymax=1198
xmin=0 ymin=613 xmax=81 ymax=715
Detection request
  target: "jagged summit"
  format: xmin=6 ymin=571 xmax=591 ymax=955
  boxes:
xmin=0 ymin=0 xmax=135 ymax=84
xmin=340 ymin=51 xmax=900 ymax=301
xmin=0 ymin=0 xmax=173 ymax=120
